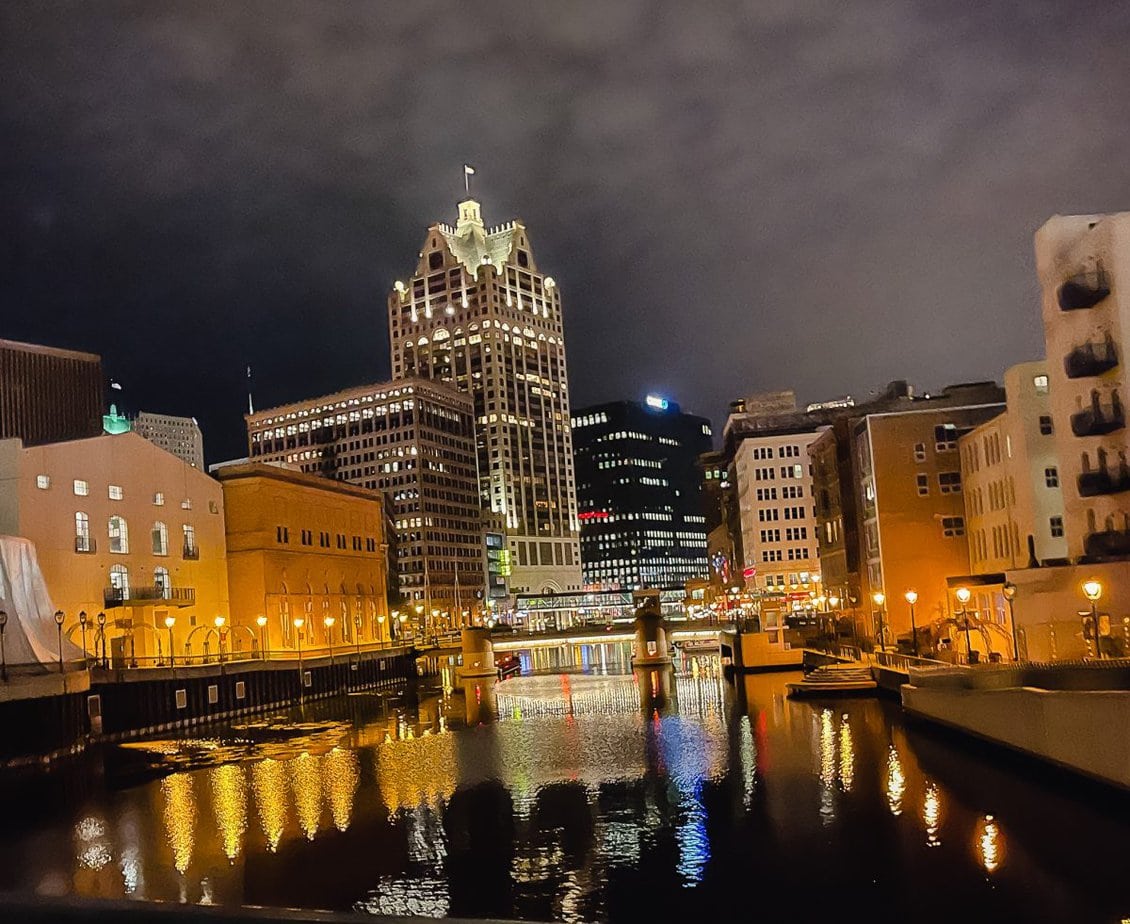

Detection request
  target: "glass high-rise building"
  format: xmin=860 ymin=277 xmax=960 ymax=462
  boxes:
xmin=572 ymin=396 xmax=713 ymax=590
xmin=388 ymin=197 xmax=581 ymax=595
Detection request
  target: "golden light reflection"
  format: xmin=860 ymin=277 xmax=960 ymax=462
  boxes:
xmin=923 ymin=782 xmax=942 ymax=848
xmin=209 ymin=763 xmax=247 ymax=862
xmin=291 ymin=752 xmax=323 ymax=841
xmin=376 ymin=730 xmax=457 ymax=815
xmin=838 ymin=713 xmax=854 ymax=792
xmin=885 ymin=746 xmax=905 ymax=816
xmin=818 ymin=708 xmax=835 ymax=825
xmin=161 ymin=774 xmax=196 ymax=873
xmin=323 ymin=747 xmax=360 ymax=832
xmin=978 ymin=814 xmax=1003 ymax=873
xmin=252 ymin=759 xmax=289 ymax=852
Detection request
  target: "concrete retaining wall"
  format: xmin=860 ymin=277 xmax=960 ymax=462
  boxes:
xmin=902 ymin=682 xmax=1130 ymax=789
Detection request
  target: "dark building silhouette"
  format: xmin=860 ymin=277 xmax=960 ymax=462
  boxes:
xmin=572 ymin=396 xmax=712 ymax=589
xmin=0 ymin=338 xmax=103 ymax=446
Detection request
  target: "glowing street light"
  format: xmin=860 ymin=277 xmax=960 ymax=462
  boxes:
xmin=955 ymin=587 xmax=974 ymax=664
xmin=324 ymin=615 xmax=336 ymax=665
xmin=164 ymin=615 xmax=176 ymax=667
xmin=256 ymin=614 xmax=269 ymax=659
xmin=1002 ymin=582 xmax=1019 ymax=661
xmin=872 ymin=592 xmax=886 ymax=650
xmin=214 ymin=615 xmax=227 ymax=663
xmin=54 ymin=609 xmax=65 ymax=673
xmin=904 ymin=590 xmax=919 ymax=657
xmin=293 ymin=616 xmax=306 ymax=696
xmin=1082 ymin=579 xmax=1103 ymax=660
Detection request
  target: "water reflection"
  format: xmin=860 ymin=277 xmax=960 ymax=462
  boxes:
xmin=1 ymin=659 xmax=1126 ymax=922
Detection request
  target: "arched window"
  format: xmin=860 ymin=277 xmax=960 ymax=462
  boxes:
xmin=109 ymin=563 xmax=129 ymax=599
xmin=75 ymin=512 xmax=91 ymax=552
xmin=154 ymin=566 xmax=170 ymax=599
xmin=182 ymin=524 xmax=196 ymax=557
xmin=151 ymin=521 xmax=169 ymax=556
xmin=108 ymin=516 xmax=129 ymax=554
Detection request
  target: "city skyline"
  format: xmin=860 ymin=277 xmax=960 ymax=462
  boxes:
xmin=8 ymin=4 xmax=1130 ymax=462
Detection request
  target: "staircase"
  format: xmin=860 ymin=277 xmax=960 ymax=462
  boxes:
xmin=787 ymin=663 xmax=877 ymax=696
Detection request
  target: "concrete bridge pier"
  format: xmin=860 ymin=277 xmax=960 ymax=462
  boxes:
xmin=634 ymin=663 xmax=678 ymax=714
xmin=632 ymin=590 xmax=672 ymax=668
xmin=457 ymin=627 xmax=499 ymax=724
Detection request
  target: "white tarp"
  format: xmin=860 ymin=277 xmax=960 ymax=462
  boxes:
xmin=0 ymin=535 xmax=83 ymax=666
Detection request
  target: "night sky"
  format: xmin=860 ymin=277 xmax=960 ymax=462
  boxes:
xmin=4 ymin=2 xmax=1130 ymax=463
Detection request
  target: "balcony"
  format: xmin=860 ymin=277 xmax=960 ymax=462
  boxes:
xmin=1070 ymin=393 xmax=1125 ymax=437
xmin=1084 ymin=527 xmax=1130 ymax=559
xmin=74 ymin=536 xmax=97 ymax=554
xmin=104 ymin=585 xmax=196 ymax=608
xmin=182 ymin=544 xmax=200 ymax=560
xmin=1058 ymin=268 xmax=1110 ymax=311
xmin=1064 ymin=337 xmax=1119 ymax=379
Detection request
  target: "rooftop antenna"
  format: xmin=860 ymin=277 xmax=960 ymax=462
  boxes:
xmin=463 ymin=163 xmax=475 ymax=195
xmin=247 ymin=364 xmax=254 ymax=415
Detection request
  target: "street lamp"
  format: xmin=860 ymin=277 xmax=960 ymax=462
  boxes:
xmin=1002 ymin=582 xmax=1019 ymax=661
xmin=904 ymin=590 xmax=919 ymax=657
xmin=79 ymin=611 xmax=89 ymax=668
xmin=214 ymin=615 xmax=227 ymax=663
xmin=54 ymin=610 xmax=65 ymax=673
xmin=955 ymin=587 xmax=974 ymax=664
xmin=256 ymin=614 xmax=269 ymax=659
xmin=872 ymin=592 xmax=886 ymax=650
xmin=97 ymin=612 xmax=107 ymax=668
xmin=293 ymin=616 xmax=305 ymax=696
xmin=165 ymin=615 xmax=176 ymax=667
xmin=399 ymin=611 xmax=408 ymax=642
xmin=378 ymin=613 xmax=387 ymax=647
xmin=0 ymin=610 xmax=8 ymax=682
xmin=354 ymin=613 xmax=363 ymax=659
xmin=324 ymin=615 xmax=336 ymax=665
xmin=1082 ymin=579 xmax=1103 ymax=660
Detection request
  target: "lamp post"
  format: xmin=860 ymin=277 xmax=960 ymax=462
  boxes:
xmin=1002 ymin=582 xmax=1019 ymax=661
xmin=256 ymin=615 xmax=268 ymax=659
xmin=79 ymin=611 xmax=89 ymax=669
xmin=293 ymin=616 xmax=305 ymax=697
xmin=214 ymin=615 xmax=227 ymax=663
xmin=872 ymin=592 xmax=886 ymax=650
xmin=1082 ymin=579 xmax=1103 ymax=660
xmin=399 ymin=611 xmax=409 ymax=643
xmin=955 ymin=587 xmax=974 ymax=664
xmin=0 ymin=610 xmax=7 ymax=682
xmin=904 ymin=590 xmax=919 ymax=657
xmin=165 ymin=615 xmax=176 ymax=667
xmin=54 ymin=610 xmax=65 ymax=672
xmin=354 ymin=614 xmax=363 ymax=659
xmin=97 ymin=611 xmax=107 ymax=668
xmin=324 ymin=615 xmax=336 ymax=666
xmin=378 ymin=613 xmax=387 ymax=649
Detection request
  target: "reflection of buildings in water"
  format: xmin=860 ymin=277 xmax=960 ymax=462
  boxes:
xmin=461 ymin=676 xmax=498 ymax=725
xmin=375 ymin=729 xmax=458 ymax=815
xmin=978 ymin=814 xmax=1003 ymax=873
xmin=290 ymin=752 xmax=323 ymax=841
xmin=923 ymin=782 xmax=942 ymax=848
xmin=886 ymin=746 xmax=906 ymax=817
xmin=209 ymin=763 xmax=248 ymax=861
xmin=74 ymin=815 xmax=112 ymax=872
xmin=355 ymin=874 xmax=450 ymax=919
xmin=814 ymin=708 xmax=856 ymax=823
xmin=251 ymin=758 xmax=289 ymax=852
xmin=738 ymin=714 xmax=758 ymax=810
xmin=117 ymin=807 xmax=144 ymax=896
xmin=323 ymin=747 xmax=360 ymax=832
xmin=161 ymin=774 xmax=196 ymax=874
xmin=406 ymin=803 xmax=447 ymax=867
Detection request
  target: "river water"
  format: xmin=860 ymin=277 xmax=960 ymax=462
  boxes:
xmin=0 ymin=645 xmax=1128 ymax=923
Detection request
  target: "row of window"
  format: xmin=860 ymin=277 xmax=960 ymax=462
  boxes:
xmin=759 ymin=527 xmax=809 ymax=543
xmin=915 ymin=471 xmax=962 ymax=496
xmin=761 ymin=548 xmax=811 ymax=562
xmin=37 ymin=477 xmax=201 ymax=510
xmin=757 ymin=506 xmax=811 ymax=522
xmin=756 ymin=485 xmax=805 ymax=501
xmin=74 ymin=514 xmax=197 ymax=556
xmin=753 ymin=465 xmax=806 ymax=481
xmin=275 ymin=526 xmax=380 ymax=553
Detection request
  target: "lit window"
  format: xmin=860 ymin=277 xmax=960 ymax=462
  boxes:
xmin=108 ymin=515 xmax=129 ymax=554
xmin=108 ymin=485 xmax=123 ymax=501
xmin=152 ymin=521 xmax=169 ymax=556
xmin=73 ymin=480 xmax=89 ymax=496
xmin=181 ymin=498 xmax=192 ymax=510
xmin=1033 ymin=374 xmax=1049 ymax=395
xmin=36 ymin=475 xmax=50 ymax=490
xmin=153 ymin=492 xmax=165 ymax=506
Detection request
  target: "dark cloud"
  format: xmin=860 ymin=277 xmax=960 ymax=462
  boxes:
xmin=3 ymin=1 xmax=1130 ymax=461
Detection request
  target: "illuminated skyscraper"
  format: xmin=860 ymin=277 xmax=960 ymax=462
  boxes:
xmin=389 ymin=197 xmax=581 ymax=594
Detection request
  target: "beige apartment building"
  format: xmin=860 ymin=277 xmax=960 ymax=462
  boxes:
xmin=961 ymin=362 xmax=1068 ymax=575
xmin=0 ymin=432 xmax=229 ymax=662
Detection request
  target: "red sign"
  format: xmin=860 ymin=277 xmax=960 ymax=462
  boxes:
xmin=742 ymin=566 xmax=757 ymax=578
xmin=578 ymin=511 xmax=610 ymax=521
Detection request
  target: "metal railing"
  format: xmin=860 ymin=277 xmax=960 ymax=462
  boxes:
xmin=103 ymin=585 xmax=196 ymax=607
xmin=874 ymin=650 xmax=951 ymax=672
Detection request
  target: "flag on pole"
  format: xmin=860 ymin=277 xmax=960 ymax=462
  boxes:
xmin=463 ymin=164 xmax=475 ymax=176
xmin=463 ymin=164 xmax=475 ymax=193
